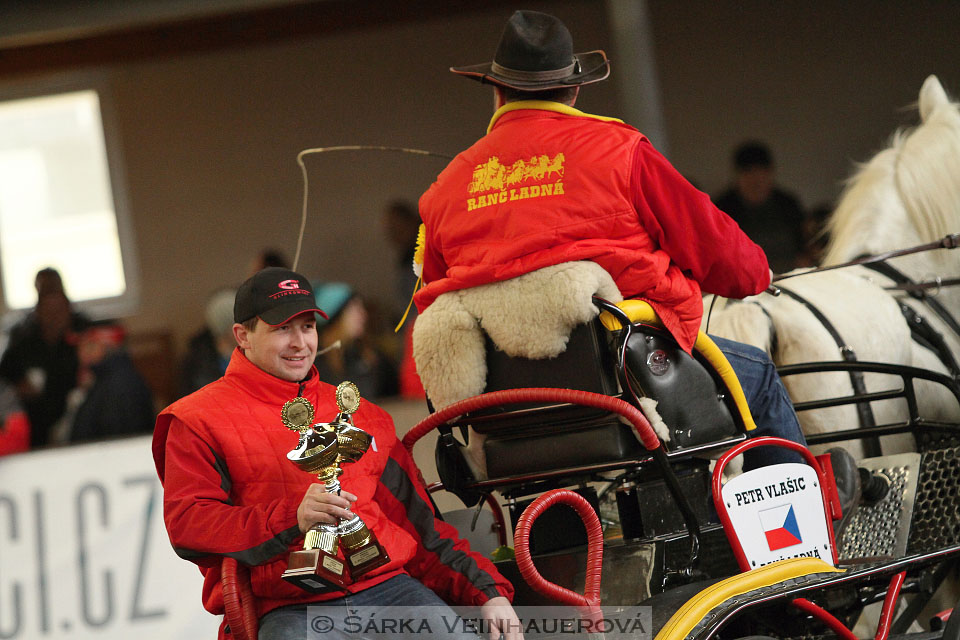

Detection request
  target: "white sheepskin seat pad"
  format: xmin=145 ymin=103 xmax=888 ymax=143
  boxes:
xmin=412 ymin=261 xmax=623 ymax=410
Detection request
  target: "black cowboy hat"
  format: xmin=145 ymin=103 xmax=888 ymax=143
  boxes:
xmin=451 ymin=10 xmax=610 ymax=91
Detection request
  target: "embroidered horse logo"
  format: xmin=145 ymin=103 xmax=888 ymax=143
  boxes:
xmin=468 ymin=153 xmax=565 ymax=194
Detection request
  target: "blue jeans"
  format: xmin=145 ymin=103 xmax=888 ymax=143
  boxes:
xmin=258 ymin=574 xmax=482 ymax=640
xmin=710 ymin=335 xmax=807 ymax=470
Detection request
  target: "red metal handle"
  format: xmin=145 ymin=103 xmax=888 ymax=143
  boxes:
xmin=514 ymin=489 xmax=603 ymax=611
xmin=402 ymin=387 xmax=660 ymax=455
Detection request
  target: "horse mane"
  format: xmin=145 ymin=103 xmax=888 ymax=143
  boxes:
xmin=823 ymin=86 xmax=960 ymax=265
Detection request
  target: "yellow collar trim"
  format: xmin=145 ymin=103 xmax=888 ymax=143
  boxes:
xmin=487 ymin=100 xmax=624 ymax=134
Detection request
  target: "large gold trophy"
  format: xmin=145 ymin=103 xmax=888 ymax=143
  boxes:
xmin=280 ymin=382 xmax=389 ymax=593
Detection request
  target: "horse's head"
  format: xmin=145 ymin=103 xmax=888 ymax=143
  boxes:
xmin=824 ymin=75 xmax=960 ymax=278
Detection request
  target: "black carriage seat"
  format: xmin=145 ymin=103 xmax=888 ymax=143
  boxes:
xmin=448 ymin=299 xmax=758 ymax=481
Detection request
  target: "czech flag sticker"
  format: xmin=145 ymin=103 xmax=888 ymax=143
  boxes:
xmin=758 ymin=504 xmax=802 ymax=551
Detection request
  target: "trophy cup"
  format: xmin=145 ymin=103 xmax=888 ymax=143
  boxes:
xmin=280 ymin=382 xmax=389 ymax=593
xmin=328 ymin=382 xmax=390 ymax=578
xmin=280 ymin=395 xmax=350 ymax=592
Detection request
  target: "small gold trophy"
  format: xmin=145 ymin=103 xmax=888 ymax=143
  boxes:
xmin=280 ymin=383 xmax=389 ymax=593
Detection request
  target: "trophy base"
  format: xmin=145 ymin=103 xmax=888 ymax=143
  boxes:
xmin=282 ymin=549 xmax=349 ymax=593
xmin=344 ymin=537 xmax=390 ymax=579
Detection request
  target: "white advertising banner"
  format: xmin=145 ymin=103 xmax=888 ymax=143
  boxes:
xmin=720 ymin=462 xmax=835 ymax=569
xmin=0 ymin=435 xmax=221 ymax=639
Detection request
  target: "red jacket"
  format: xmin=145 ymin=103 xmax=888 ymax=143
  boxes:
xmin=415 ymin=101 xmax=769 ymax=352
xmin=153 ymin=349 xmax=512 ymax=625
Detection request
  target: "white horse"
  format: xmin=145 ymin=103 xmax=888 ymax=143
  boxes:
xmin=704 ymin=75 xmax=960 ymax=459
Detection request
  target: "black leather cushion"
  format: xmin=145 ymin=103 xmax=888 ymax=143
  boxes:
xmin=639 ymin=577 xmax=725 ymax=636
xmin=622 ymin=329 xmax=740 ymax=449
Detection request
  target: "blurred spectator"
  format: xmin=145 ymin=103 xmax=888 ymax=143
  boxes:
xmin=713 ymin=141 xmax=808 ymax=274
xmin=248 ymin=248 xmax=291 ymax=276
xmin=312 ymin=282 xmax=398 ymax=400
xmin=63 ymin=323 xmax=155 ymax=444
xmin=0 ymin=288 xmax=88 ymax=448
xmin=178 ymin=288 xmax=237 ymax=397
xmin=381 ymin=200 xmax=426 ymax=399
xmin=2 ymin=267 xmax=88 ymax=352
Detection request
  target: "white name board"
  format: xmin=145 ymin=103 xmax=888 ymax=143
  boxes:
xmin=0 ymin=436 xmax=221 ymax=639
xmin=720 ymin=462 xmax=834 ymax=569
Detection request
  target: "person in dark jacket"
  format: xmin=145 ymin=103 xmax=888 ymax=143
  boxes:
xmin=312 ymin=282 xmax=398 ymax=400
xmin=67 ymin=323 xmax=155 ymax=443
xmin=713 ymin=141 xmax=808 ymax=274
xmin=0 ymin=289 xmax=88 ymax=448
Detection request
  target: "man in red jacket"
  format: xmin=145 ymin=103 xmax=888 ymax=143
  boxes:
xmin=154 ymin=267 xmax=520 ymax=639
xmin=415 ymin=10 xmax=806 ymax=469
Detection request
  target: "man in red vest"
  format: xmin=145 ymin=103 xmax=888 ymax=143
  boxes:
xmin=154 ymin=268 xmax=520 ymax=639
xmin=415 ymin=10 xmax=806 ymax=470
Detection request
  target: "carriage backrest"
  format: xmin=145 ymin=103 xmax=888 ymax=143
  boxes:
xmin=458 ymin=300 xmax=756 ymax=481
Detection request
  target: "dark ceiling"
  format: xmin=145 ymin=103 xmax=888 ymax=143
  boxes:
xmin=0 ymin=0 xmax=516 ymax=77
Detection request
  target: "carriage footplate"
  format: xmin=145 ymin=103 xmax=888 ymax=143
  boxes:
xmin=838 ymin=453 xmax=921 ymax=560
xmin=907 ymin=440 xmax=960 ymax=553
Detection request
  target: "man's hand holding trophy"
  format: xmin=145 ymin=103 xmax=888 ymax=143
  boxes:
xmin=281 ymin=381 xmax=390 ymax=593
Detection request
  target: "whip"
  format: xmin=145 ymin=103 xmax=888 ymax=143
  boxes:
xmin=772 ymin=233 xmax=960 ymax=283
xmin=291 ymin=146 xmax=453 ymax=271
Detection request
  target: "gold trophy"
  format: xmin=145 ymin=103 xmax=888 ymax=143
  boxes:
xmin=328 ymin=382 xmax=390 ymax=578
xmin=280 ymin=383 xmax=389 ymax=593
xmin=280 ymin=396 xmax=349 ymax=592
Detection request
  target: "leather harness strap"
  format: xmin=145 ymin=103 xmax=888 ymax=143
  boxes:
xmin=863 ymin=260 xmax=960 ymax=340
xmin=776 ymin=285 xmax=882 ymax=457
xmin=895 ymin=302 xmax=960 ymax=377
xmin=862 ymin=260 xmax=960 ymax=377
xmin=887 ymin=276 xmax=960 ymax=295
xmin=746 ymin=300 xmax=779 ymax=357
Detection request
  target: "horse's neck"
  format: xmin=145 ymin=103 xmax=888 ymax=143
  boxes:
xmin=823 ymin=193 xmax=922 ymax=266
xmin=823 ymin=187 xmax=960 ymax=317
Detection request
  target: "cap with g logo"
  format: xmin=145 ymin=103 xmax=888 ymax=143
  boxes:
xmin=234 ymin=267 xmax=328 ymax=326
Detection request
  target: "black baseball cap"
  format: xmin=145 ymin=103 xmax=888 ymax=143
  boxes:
xmin=234 ymin=267 xmax=328 ymax=326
